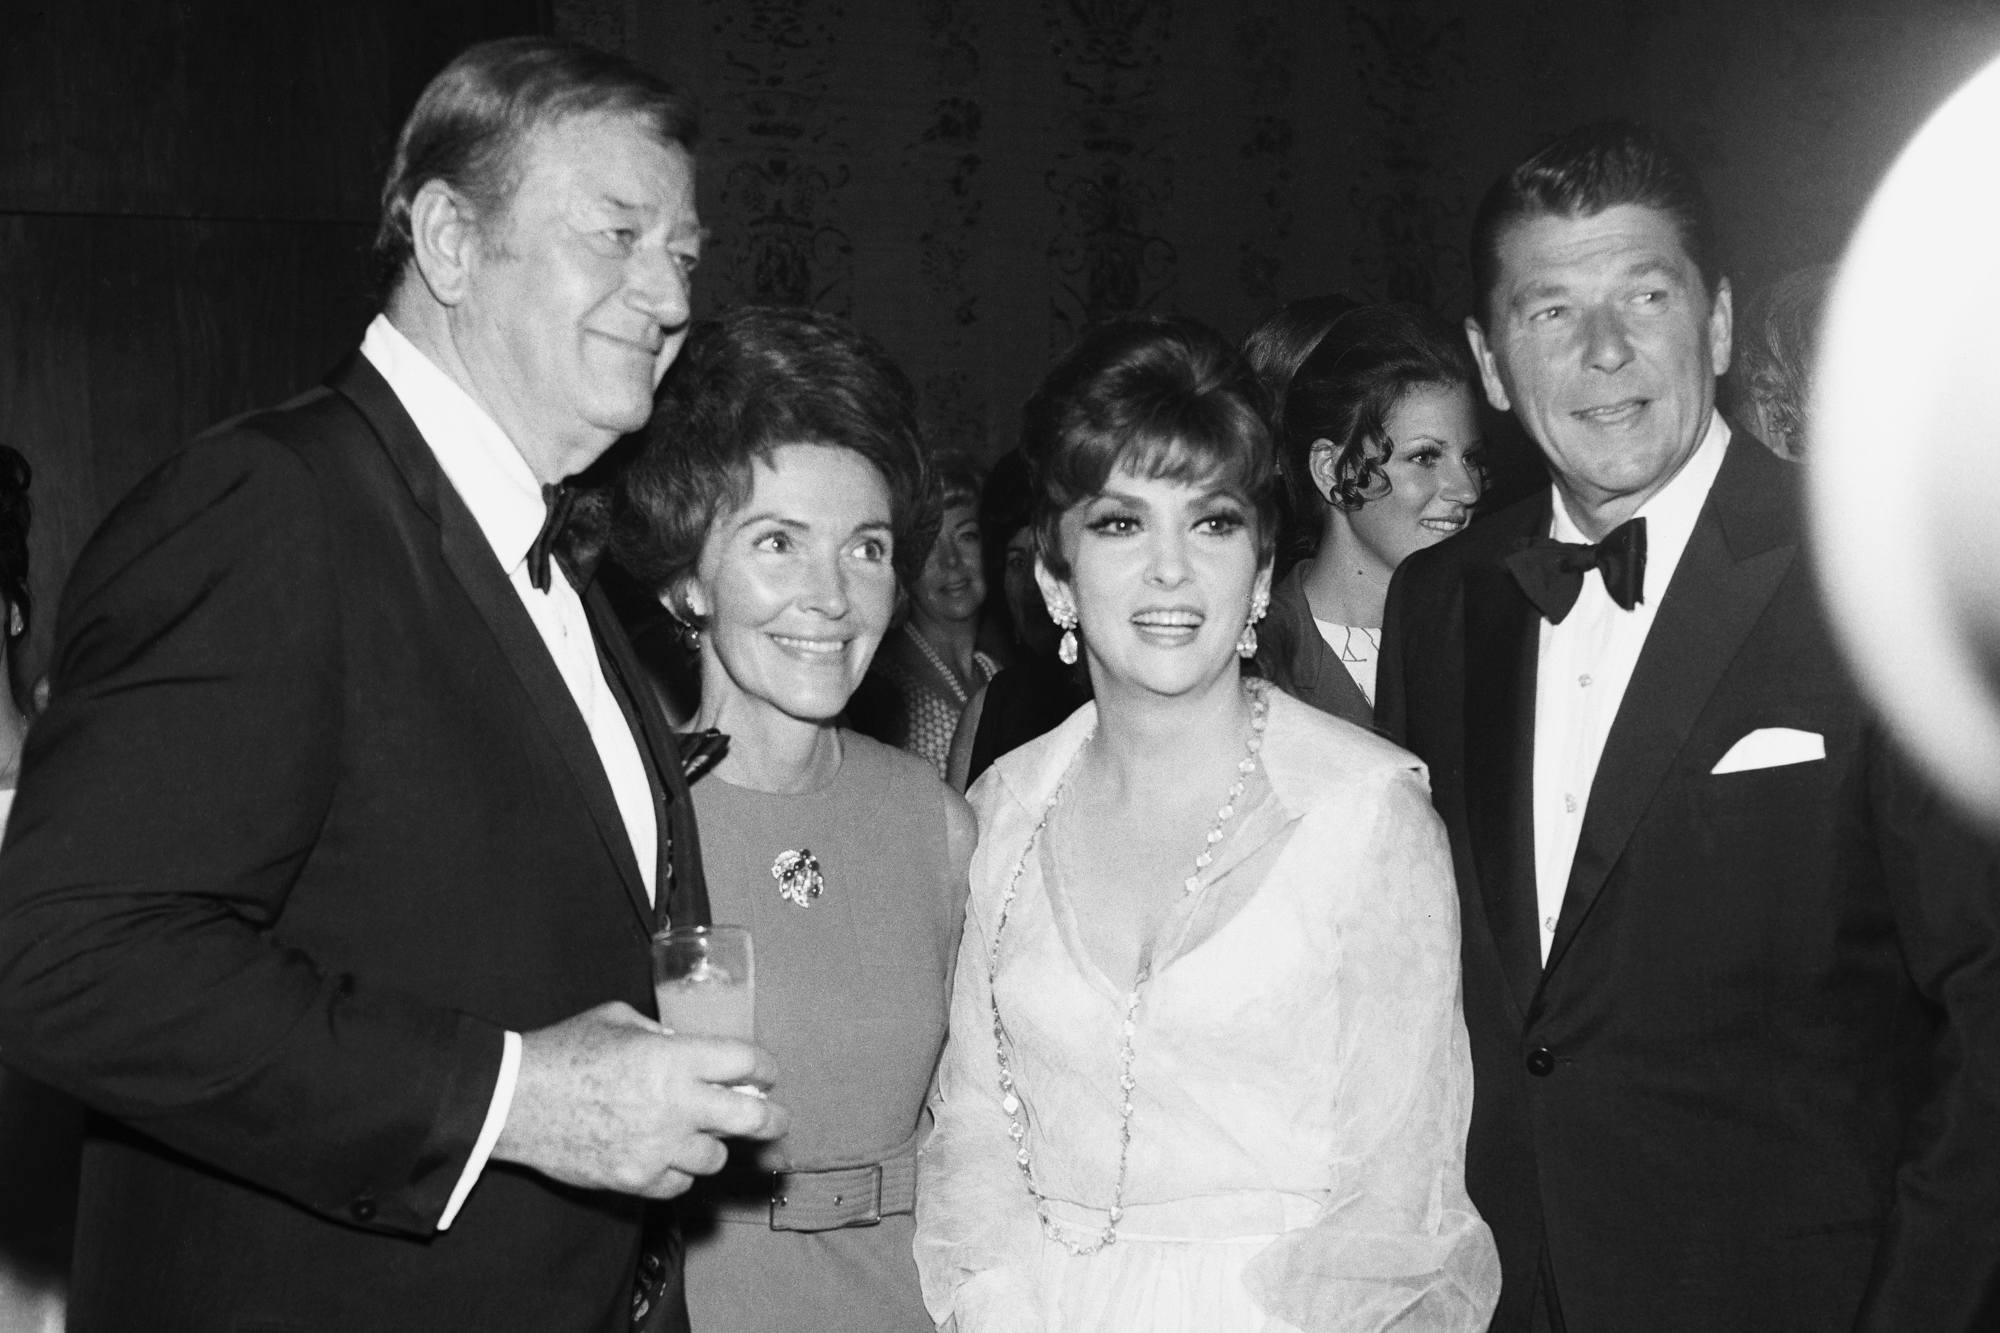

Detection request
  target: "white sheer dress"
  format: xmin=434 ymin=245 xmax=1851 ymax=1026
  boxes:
xmin=915 ymin=689 xmax=1499 ymax=1332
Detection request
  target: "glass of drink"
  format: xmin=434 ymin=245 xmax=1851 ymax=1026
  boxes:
xmin=651 ymin=924 xmax=755 ymax=1042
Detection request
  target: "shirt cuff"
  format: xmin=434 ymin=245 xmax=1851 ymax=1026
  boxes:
xmin=436 ymin=1028 xmax=522 ymax=1230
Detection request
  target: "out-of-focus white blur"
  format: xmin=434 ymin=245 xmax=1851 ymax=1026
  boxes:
xmin=1814 ymin=50 xmax=2000 ymax=829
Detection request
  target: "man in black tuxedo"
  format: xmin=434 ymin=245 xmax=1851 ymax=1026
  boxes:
xmin=0 ymin=37 xmax=785 ymax=1332
xmin=1379 ymin=121 xmax=2000 ymax=1331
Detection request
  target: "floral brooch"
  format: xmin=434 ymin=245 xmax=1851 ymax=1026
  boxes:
xmin=772 ymin=848 xmax=824 ymax=908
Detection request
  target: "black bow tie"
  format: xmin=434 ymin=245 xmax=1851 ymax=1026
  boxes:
xmin=527 ymin=483 xmax=579 ymax=592
xmin=1505 ymin=517 xmax=1648 ymax=624
xmin=678 ymin=728 xmax=730 ymax=784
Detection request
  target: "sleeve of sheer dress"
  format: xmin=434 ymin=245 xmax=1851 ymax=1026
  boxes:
xmin=1242 ymin=761 xmax=1502 ymax=1331
xmin=914 ymin=772 xmax=1049 ymax=1333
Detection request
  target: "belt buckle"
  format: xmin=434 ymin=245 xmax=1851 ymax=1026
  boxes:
xmin=766 ymin=1163 xmax=884 ymax=1229
xmin=854 ymin=1163 xmax=884 ymax=1226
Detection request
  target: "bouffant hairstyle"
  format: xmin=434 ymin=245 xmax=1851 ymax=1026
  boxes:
xmin=1021 ymin=316 xmax=1280 ymax=581
xmin=1280 ymin=301 xmax=1478 ymax=529
xmin=1471 ymin=118 xmax=1721 ymax=328
xmin=1240 ymin=293 xmax=1364 ymax=432
xmin=607 ymin=306 xmax=936 ymax=624
xmin=1 ymin=444 xmax=32 ymax=710
xmin=373 ymin=36 xmax=697 ymax=300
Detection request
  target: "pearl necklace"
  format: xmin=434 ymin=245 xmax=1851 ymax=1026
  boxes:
xmin=986 ymin=679 xmax=1270 ymax=1254
xmin=905 ymin=624 xmax=977 ymax=707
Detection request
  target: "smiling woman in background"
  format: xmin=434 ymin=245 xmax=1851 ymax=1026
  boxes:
xmin=915 ymin=315 xmax=1497 ymax=1333
xmin=855 ymin=454 xmax=1001 ymax=778
xmin=1253 ymin=302 xmax=1484 ymax=725
xmin=607 ymin=306 xmax=976 ymax=1333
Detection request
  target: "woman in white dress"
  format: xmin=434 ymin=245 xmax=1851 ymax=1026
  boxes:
xmin=914 ymin=317 xmax=1498 ymax=1332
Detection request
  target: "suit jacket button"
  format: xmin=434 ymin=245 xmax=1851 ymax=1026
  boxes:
xmin=350 ymin=1192 xmax=378 ymax=1222
xmin=1526 ymin=1047 xmax=1555 ymax=1077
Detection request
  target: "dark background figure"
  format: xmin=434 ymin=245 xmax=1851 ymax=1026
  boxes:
xmin=0 ymin=443 xmax=80 ymax=1333
xmin=851 ymin=454 xmax=1000 ymax=778
xmin=0 ymin=445 xmax=32 ymax=820
xmin=1723 ymin=263 xmax=1831 ymax=461
xmin=1380 ymin=120 xmax=2000 ymax=1332
xmin=0 ymin=38 xmax=786 ymax=1333
xmin=1251 ymin=300 xmax=1485 ymax=728
xmin=946 ymin=447 xmax=1093 ymax=791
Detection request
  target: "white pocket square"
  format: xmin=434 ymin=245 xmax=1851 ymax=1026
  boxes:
xmin=1710 ymin=727 xmax=1825 ymax=774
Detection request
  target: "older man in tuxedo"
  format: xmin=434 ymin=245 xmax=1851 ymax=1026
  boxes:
xmin=0 ymin=37 xmax=785 ymax=1332
xmin=1379 ymin=121 xmax=2000 ymax=1331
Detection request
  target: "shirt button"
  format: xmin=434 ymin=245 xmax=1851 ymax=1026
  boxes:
xmin=1578 ymin=673 xmax=1592 ymax=687
xmin=1526 ymin=1047 xmax=1556 ymax=1077
xmin=1563 ymin=793 xmax=1578 ymax=814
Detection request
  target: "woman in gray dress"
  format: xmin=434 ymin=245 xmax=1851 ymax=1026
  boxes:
xmin=608 ymin=306 xmax=977 ymax=1333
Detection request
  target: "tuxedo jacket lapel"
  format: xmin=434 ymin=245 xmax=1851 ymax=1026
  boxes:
xmin=1462 ymin=500 xmax=1550 ymax=1020
xmin=584 ymin=575 xmax=711 ymax=933
xmin=329 ymin=355 xmax=657 ymax=930
xmin=1544 ymin=438 xmax=1798 ymax=977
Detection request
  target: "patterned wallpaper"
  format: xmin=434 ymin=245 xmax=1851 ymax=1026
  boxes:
xmin=560 ymin=0 xmax=2000 ymax=462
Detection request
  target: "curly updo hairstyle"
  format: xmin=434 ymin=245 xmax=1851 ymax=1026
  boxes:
xmin=1279 ymin=302 xmax=1478 ymax=531
xmin=1020 ymin=315 xmax=1281 ymax=581
xmin=607 ymin=305 xmax=937 ymax=626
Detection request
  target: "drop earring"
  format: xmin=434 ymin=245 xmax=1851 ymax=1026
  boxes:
xmin=1237 ymin=588 xmax=1270 ymax=659
xmin=1050 ymin=600 xmax=1079 ymax=666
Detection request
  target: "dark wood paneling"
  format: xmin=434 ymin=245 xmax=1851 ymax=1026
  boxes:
xmin=0 ymin=0 xmax=542 ymax=220
xmin=0 ymin=213 xmax=379 ymax=680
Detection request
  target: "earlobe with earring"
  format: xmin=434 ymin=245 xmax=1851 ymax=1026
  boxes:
xmin=1050 ymin=600 xmax=1080 ymax=666
xmin=1237 ymin=588 xmax=1270 ymax=659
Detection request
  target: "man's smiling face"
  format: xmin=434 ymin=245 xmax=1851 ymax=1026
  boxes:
xmin=1467 ymin=202 xmax=1732 ymax=537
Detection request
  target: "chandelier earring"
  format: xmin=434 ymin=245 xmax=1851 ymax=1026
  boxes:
xmin=5 ymin=604 xmax=20 ymax=638
xmin=1236 ymin=588 xmax=1270 ymax=659
xmin=1050 ymin=600 xmax=1080 ymax=666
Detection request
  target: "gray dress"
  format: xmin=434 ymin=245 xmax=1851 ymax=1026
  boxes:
xmin=681 ymin=730 xmax=964 ymax=1333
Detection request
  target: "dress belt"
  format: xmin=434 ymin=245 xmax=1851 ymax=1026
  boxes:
xmin=710 ymin=1152 xmax=918 ymax=1232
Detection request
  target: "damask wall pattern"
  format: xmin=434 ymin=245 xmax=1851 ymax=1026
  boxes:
xmin=584 ymin=0 xmax=2000 ymax=464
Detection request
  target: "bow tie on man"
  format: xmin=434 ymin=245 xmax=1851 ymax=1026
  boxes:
xmin=1505 ymin=516 xmax=1648 ymax=623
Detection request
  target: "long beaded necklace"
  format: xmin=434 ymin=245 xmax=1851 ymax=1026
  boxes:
xmin=986 ymin=679 xmax=1270 ymax=1254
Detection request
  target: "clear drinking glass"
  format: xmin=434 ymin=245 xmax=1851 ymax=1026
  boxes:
xmin=651 ymin=924 xmax=755 ymax=1041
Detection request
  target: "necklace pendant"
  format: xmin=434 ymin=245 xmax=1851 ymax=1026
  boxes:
xmin=772 ymin=848 xmax=824 ymax=908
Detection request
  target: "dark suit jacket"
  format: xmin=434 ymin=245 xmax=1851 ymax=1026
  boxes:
xmin=1379 ymin=431 xmax=2000 ymax=1332
xmin=1254 ymin=559 xmax=1375 ymax=730
xmin=0 ymin=355 xmax=709 ymax=1332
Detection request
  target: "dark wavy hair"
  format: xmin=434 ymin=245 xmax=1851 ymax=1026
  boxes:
xmin=373 ymin=36 xmax=697 ymax=300
xmin=1241 ymin=293 xmax=1363 ymax=432
xmin=1021 ymin=316 xmax=1280 ymax=581
xmin=1471 ymin=118 xmax=1721 ymax=328
xmin=1 ymin=444 xmax=31 ymax=711
xmin=1280 ymin=302 xmax=1479 ymax=537
xmin=606 ymin=306 xmax=936 ymax=625
xmin=977 ymin=448 xmax=1035 ymax=619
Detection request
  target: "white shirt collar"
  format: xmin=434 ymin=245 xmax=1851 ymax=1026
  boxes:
xmin=1549 ymin=409 xmax=1732 ymax=605
xmin=360 ymin=314 xmax=547 ymax=580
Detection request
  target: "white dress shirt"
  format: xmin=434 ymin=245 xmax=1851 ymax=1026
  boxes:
xmin=360 ymin=314 xmax=660 ymax=1226
xmin=1531 ymin=412 xmax=1731 ymax=963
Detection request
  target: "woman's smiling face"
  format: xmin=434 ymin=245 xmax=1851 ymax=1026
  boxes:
xmin=1040 ymin=462 xmax=1269 ymax=701
xmin=683 ymin=442 xmax=899 ymax=729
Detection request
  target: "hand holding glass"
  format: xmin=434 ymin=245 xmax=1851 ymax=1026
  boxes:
xmin=652 ymin=925 xmax=764 ymax=1097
